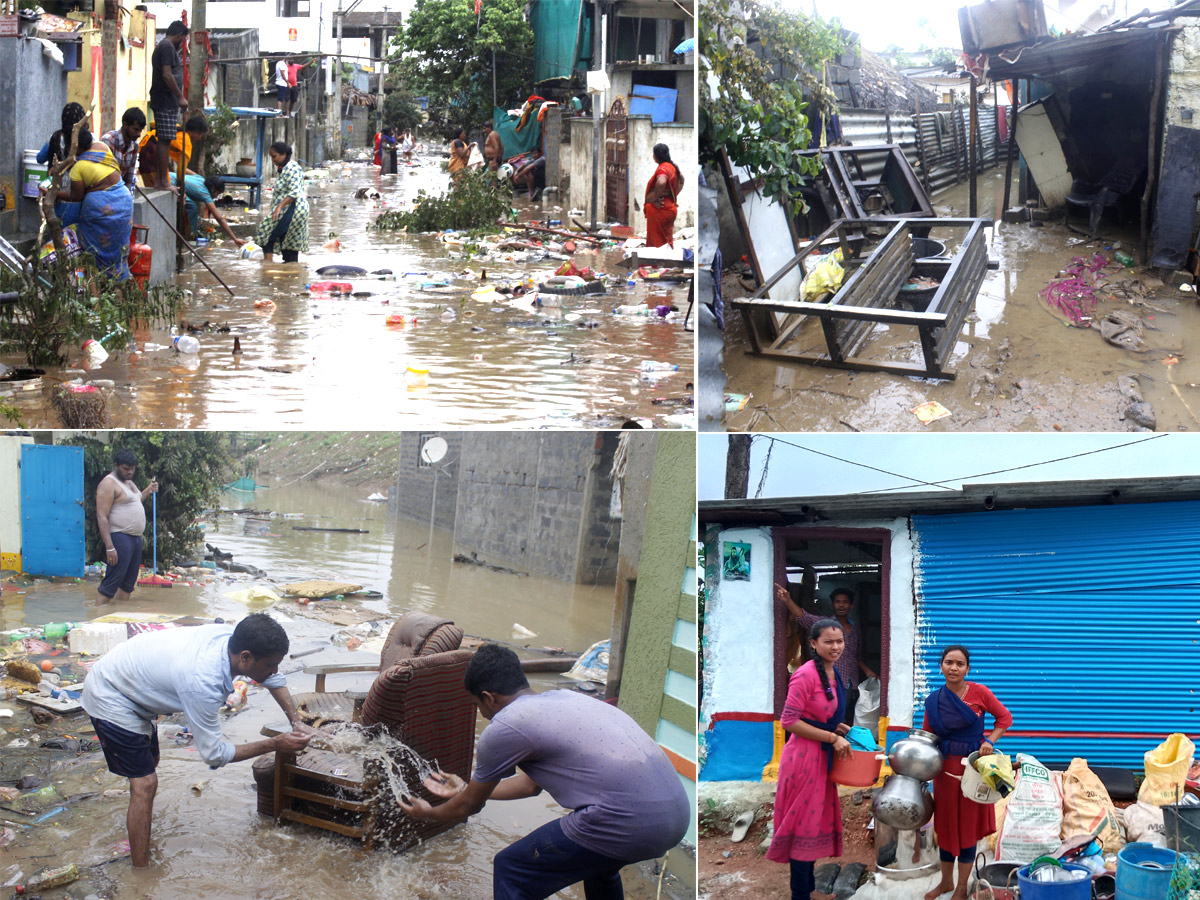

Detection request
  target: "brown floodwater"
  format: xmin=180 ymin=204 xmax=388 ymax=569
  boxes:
xmin=1 ymin=160 xmax=693 ymax=430
xmin=0 ymin=482 xmax=687 ymax=899
xmin=721 ymin=166 xmax=1200 ymax=432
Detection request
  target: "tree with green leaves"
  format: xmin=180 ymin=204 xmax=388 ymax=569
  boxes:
xmin=700 ymin=0 xmax=849 ymax=214
xmin=382 ymin=77 xmax=426 ymax=135
xmin=396 ymin=0 xmax=533 ymax=133
xmin=68 ymin=432 xmax=233 ymax=566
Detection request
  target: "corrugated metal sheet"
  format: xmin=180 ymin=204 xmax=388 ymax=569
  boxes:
xmin=838 ymin=109 xmax=920 ymax=177
xmin=914 ymin=107 xmax=1009 ymax=194
xmin=913 ymin=501 xmax=1200 ymax=768
xmin=19 ymin=445 xmax=85 ymax=577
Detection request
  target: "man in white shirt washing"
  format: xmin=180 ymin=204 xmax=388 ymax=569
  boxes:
xmin=82 ymin=614 xmax=314 ymax=868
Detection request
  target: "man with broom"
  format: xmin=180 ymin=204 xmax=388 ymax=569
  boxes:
xmin=95 ymin=449 xmax=157 ymax=606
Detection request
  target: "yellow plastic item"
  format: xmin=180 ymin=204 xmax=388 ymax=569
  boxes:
xmin=975 ymin=751 xmax=1016 ymax=794
xmin=800 ymin=248 xmax=845 ymax=302
xmin=912 ymin=401 xmax=952 ymax=425
xmin=1138 ymin=733 xmax=1195 ymax=806
xmin=225 ymin=586 xmax=282 ymax=606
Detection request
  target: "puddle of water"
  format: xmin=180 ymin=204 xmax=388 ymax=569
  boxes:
xmin=721 ymin=166 xmax=1200 ymax=432
xmin=0 ymin=481 xmax=672 ymax=899
xmin=1 ymin=160 xmax=693 ymax=430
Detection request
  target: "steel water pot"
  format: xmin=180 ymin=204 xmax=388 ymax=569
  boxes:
xmin=873 ymin=773 xmax=935 ymax=831
xmin=888 ymin=729 xmax=944 ymax=781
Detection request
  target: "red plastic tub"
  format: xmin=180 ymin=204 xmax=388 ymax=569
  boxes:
xmin=831 ymin=749 xmax=882 ymax=787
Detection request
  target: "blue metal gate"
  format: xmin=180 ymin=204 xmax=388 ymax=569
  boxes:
xmin=20 ymin=445 xmax=85 ymax=577
xmin=914 ymin=501 xmax=1200 ymax=768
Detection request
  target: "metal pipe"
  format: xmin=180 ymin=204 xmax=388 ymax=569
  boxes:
xmin=334 ymin=0 xmax=344 ymax=159
xmin=134 ymin=184 xmax=236 ymax=296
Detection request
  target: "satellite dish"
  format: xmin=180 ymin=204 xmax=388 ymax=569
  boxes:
xmin=420 ymin=436 xmax=448 ymax=465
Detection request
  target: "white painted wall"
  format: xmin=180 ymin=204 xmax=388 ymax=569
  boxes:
xmin=700 ymin=527 xmax=776 ymax=725
xmin=1165 ymin=23 xmax=1200 ymax=131
xmin=627 ymin=115 xmax=695 ymax=234
xmin=0 ymin=436 xmax=35 ymax=569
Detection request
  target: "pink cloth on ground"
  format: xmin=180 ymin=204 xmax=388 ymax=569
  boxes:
xmin=766 ymin=660 xmax=844 ymax=863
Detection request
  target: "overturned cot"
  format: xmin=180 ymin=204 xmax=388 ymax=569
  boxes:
xmin=731 ymin=217 xmax=992 ymax=381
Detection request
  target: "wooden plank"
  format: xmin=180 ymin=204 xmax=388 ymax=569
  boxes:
xmin=284 ymin=762 xmax=364 ymax=791
xmin=280 ymin=786 xmax=370 ymax=812
xmin=279 ymin=809 xmax=366 ymax=838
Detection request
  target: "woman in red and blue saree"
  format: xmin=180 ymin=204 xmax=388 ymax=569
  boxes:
xmin=922 ymin=645 xmax=1012 ymax=900
xmin=256 ymin=141 xmax=309 ymax=263
xmin=766 ymin=618 xmax=853 ymax=900
xmin=52 ymin=130 xmax=134 ymax=280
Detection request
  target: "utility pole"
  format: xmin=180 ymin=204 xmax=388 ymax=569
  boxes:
xmin=725 ymin=435 xmax=751 ymax=499
xmin=333 ymin=0 xmax=344 ymax=159
xmin=187 ymin=0 xmax=208 ymax=172
xmin=589 ymin=4 xmax=605 ymax=230
xmin=375 ymin=17 xmax=386 ymax=136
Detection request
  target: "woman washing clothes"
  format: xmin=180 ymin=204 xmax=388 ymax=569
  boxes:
xmin=766 ymin=617 xmax=852 ymax=900
xmin=255 ymin=141 xmax=309 ymax=263
xmin=47 ymin=129 xmax=134 ymax=280
xmin=923 ymin=645 xmax=1012 ymax=900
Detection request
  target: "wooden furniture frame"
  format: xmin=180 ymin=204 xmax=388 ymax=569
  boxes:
xmin=731 ymin=217 xmax=992 ymax=381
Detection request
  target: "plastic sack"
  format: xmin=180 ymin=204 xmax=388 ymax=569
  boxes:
xmin=854 ymin=676 xmax=881 ymax=733
xmin=800 ymin=248 xmax=845 ymax=302
xmin=1138 ymin=733 xmax=1195 ymax=806
xmin=39 ymin=225 xmax=81 ymax=268
xmin=564 ymin=639 xmax=609 ymax=683
xmin=466 ymin=142 xmax=485 ymax=170
xmin=1120 ymin=801 xmax=1167 ymax=848
xmin=1061 ymin=757 xmax=1123 ymax=851
xmin=239 ymin=241 xmax=264 ymax=260
xmin=225 ymin=586 xmax=281 ymax=606
xmin=974 ymin=751 xmax=1016 ymax=796
xmin=995 ymin=753 xmax=1064 ymax=863
xmin=987 ymin=793 xmax=1011 ymax=851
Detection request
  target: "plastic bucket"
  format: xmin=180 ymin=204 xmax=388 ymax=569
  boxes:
xmin=23 ymin=150 xmax=48 ymax=199
xmin=1015 ymin=862 xmax=1092 ymax=900
xmin=960 ymin=751 xmax=1004 ymax=804
xmin=830 ymin=749 xmax=882 ymax=787
xmin=1116 ymin=842 xmax=1177 ymax=900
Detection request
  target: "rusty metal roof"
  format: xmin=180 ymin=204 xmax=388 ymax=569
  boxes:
xmin=980 ymin=22 xmax=1177 ymax=81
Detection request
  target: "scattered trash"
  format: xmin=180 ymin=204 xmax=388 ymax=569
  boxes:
xmin=911 ymin=400 xmax=952 ymax=425
xmin=512 ymin=623 xmax=538 ymax=639
xmin=564 ymin=639 xmax=609 ymax=683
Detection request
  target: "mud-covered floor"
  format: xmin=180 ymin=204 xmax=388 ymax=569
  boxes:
xmin=717 ymin=167 xmax=1200 ymax=432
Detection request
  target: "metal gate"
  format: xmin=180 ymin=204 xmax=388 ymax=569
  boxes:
xmin=605 ymin=97 xmax=628 ymax=224
xmin=913 ymin=501 xmax=1200 ymax=767
xmin=20 ymin=444 xmax=85 ymax=577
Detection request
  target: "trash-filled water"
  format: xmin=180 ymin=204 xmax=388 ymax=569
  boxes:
xmin=0 ymin=481 xmax=681 ymax=899
xmin=1 ymin=157 xmax=694 ymax=429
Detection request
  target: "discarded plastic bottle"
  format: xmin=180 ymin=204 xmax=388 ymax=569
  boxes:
xmin=15 ymin=863 xmax=79 ymax=894
xmin=640 ymin=361 xmax=679 ymax=373
xmin=81 ymin=339 xmax=109 ymax=366
xmin=173 ymin=335 xmax=200 ymax=354
xmin=626 ymin=273 xmax=637 ymax=289
xmin=1114 ymin=251 xmax=1135 ymax=267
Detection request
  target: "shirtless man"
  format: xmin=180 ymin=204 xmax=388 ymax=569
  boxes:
xmin=482 ymin=122 xmax=503 ymax=172
xmin=96 ymin=449 xmax=157 ymax=605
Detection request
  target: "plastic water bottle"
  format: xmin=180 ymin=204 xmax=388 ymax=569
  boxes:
xmin=15 ymin=864 xmax=79 ymax=894
xmin=626 ymin=273 xmax=637 ymax=289
xmin=640 ymin=361 xmax=679 ymax=373
xmin=173 ymin=335 xmax=200 ymax=354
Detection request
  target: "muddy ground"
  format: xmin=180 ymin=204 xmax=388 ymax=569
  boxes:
xmin=718 ymin=167 xmax=1200 ymax=432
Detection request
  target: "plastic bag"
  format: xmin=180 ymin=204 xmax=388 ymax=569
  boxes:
xmin=1138 ymin=733 xmax=1195 ymax=806
xmin=225 ymin=586 xmax=281 ymax=606
xmin=1120 ymin=801 xmax=1167 ymax=848
xmin=466 ymin=142 xmax=485 ymax=170
xmin=39 ymin=225 xmax=81 ymax=268
xmin=974 ymin=751 xmax=1016 ymax=796
xmin=1061 ymin=757 xmax=1123 ymax=851
xmin=564 ymin=639 xmax=609 ymax=683
xmin=995 ymin=754 xmax=1064 ymax=863
xmin=800 ymin=248 xmax=845 ymax=302
xmin=854 ymin=676 xmax=881 ymax=733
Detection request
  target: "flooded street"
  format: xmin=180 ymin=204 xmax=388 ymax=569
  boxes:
xmin=721 ymin=166 xmax=1200 ymax=432
xmin=2 ymin=159 xmax=693 ymax=430
xmin=0 ymin=481 xmax=679 ymax=899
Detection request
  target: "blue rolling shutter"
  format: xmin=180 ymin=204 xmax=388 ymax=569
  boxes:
xmin=913 ymin=500 xmax=1200 ymax=768
xmin=20 ymin=444 xmax=85 ymax=577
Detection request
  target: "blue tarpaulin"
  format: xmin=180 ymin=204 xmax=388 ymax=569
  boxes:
xmin=629 ymin=84 xmax=677 ymax=124
xmin=493 ymin=106 xmax=544 ymax=158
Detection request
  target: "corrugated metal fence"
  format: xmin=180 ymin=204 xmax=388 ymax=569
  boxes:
xmin=912 ymin=501 xmax=1200 ymax=768
xmin=838 ymin=106 xmax=1011 ymax=196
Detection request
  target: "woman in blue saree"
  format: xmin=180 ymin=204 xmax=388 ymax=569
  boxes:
xmin=922 ymin=645 xmax=1012 ymax=900
xmin=51 ymin=130 xmax=133 ymax=280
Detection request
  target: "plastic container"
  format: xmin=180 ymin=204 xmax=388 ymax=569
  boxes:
xmin=626 ymin=273 xmax=637 ymax=289
xmin=641 ymin=361 xmax=678 ymax=372
xmin=960 ymin=750 xmax=1004 ymax=804
xmin=385 ymin=314 xmax=407 ymax=326
xmin=68 ymin=622 xmax=128 ymax=656
xmin=22 ymin=150 xmax=48 ymax=199
xmin=1114 ymin=251 xmax=1135 ymax=267
xmin=405 ymin=365 xmax=429 ymax=387
xmin=1015 ymin=862 xmax=1092 ymax=900
xmin=831 ymin=749 xmax=883 ymax=787
xmin=1116 ymin=842 xmax=1176 ymax=900
xmin=309 ymin=281 xmax=353 ymax=293
xmin=15 ymin=863 xmax=79 ymax=894
xmin=615 ymin=304 xmax=655 ymax=317
xmin=82 ymin=339 xmax=109 ymax=366
xmin=239 ymin=242 xmax=264 ymax=260
xmin=173 ymin=335 xmax=200 ymax=354
xmin=42 ymin=622 xmax=69 ymax=642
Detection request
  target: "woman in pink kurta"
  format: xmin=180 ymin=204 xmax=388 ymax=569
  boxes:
xmin=767 ymin=618 xmax=853 ymax=900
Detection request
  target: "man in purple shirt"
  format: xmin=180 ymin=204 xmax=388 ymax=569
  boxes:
xmin=399 ymin=644 xmax=690 ymax=899
xmin=776 ymin=579 xmax=877 ymax=724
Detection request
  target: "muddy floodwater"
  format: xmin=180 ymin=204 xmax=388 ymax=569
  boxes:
xmin=720 ymin=167 xmax=1200 ymax=432
xmin=2 ymin=159 xmax=693 ymax=429
xmin=0 ymin=483 xmax=685 ymax=899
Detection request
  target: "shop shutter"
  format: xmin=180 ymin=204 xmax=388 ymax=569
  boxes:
xmin=913 ymin=500 xmax=1200 ymax=767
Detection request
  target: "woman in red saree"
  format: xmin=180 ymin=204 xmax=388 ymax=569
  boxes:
xmin=766 ymin=617 xmax=853 ymax=900
xmin=923 ymin=645 xmax=1012 ymax=900
xmin=644 ymin=143 xmax=682 ymax=247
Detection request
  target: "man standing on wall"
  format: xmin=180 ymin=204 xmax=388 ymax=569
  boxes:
xmin=275 ymin=57 xmax=291 ymax=114
xmin=149 ymin=21 xmax=189 ymax=192
xmin=95 ymin=449 xmax=157 ymax=607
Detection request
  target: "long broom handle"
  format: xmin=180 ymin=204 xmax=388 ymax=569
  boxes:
xmin=152 ymin=486 xmax=158 ymax=575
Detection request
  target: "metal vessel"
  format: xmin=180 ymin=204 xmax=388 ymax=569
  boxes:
xmin=888 ymin=729 xmax=944 ymax=781
xmin=873 ymin=773 xmax=935 ymax=830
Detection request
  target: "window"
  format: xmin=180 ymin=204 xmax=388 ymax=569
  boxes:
xmin=277 ymin=0 xmax=310 ymax=17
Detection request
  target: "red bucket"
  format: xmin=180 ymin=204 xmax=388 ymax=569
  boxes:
xmin=831 ymin=749 xmax=882 ymax=787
